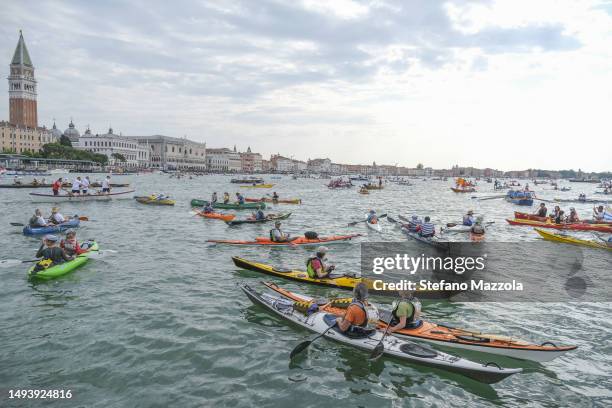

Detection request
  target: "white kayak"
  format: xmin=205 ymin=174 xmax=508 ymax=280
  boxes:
xmin=365 ymin=214 xmax=383 ymax=232
xmin=29 ymin=190 xmax=135 ymax=202
xmin=241 ymin=284 xmax=522 ymax=384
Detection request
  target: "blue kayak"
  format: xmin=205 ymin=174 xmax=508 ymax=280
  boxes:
xmin=22 ymin=218 xmax=80 ymax=235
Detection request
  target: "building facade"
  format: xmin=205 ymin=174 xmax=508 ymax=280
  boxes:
xmin=77 ymin=128 xmax=150 ymax=168
xmin=270 ymin=154 xmax=293 ymax=172
xmin=206 ymin=147 xmax=241 ymax=172
xmin=240 ymin=146 xmax=262 ymax=173
xmin=8 ymin=31 xmax=37 ymax=129
xmin=132 ymin=135 xmax=206 ymax=170
xmin=0 ymin=121 xmax=53 ymax=154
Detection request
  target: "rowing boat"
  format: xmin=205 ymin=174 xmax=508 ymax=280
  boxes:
xmin=29 ymin=190 xmax=135 ymax=202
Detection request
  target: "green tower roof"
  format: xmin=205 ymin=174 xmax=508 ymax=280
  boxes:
xmin=11 ymin=30 xmax=33 ymax=67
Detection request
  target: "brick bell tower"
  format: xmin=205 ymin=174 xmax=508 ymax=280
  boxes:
xmin=8 ymin=30 xmax=38 ymax=128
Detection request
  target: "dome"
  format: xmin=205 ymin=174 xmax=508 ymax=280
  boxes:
xmin=64 ymin=120 xmax=80 ymax=142
xmin=50 ymin=121 xmax=62 ymax=139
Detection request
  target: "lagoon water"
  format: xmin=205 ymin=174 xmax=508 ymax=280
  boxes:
xmin=1 ymin=174 xmax=610 ymax=407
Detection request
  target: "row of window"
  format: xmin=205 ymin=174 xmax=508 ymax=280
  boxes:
xmin=83 ymin=140 xmax=140 ymax=149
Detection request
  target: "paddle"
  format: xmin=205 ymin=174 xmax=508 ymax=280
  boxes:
xmin=290 ymin=321 xmax=337 ymax=360
xmin=348 ymin=213 xmax=387 ymax=226
xmin=471 ymin=195 xmax=505 ymax=201
xmin=445 ymin=221 xmax=495 ymax=228
xmin=0 ymin=258 xmax=41 ymax=268
xmin=369 ymin=323 xmax=392 ymax=361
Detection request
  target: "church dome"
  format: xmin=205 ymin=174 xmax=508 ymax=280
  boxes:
xmin=64 ymin=120 xmax=80 ymax=142
xmin=50 ymin=121 xmax=62 ymax=139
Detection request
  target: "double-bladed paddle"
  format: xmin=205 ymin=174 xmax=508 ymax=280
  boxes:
xmin=290 ymin=321 xmax=337 ymax=360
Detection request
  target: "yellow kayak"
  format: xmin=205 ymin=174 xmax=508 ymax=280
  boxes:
xmin=535 ymin=228 xmax=611 ymax=250
xmin=135 ymin=195 xmax=176 ymax=206
xmin=239 ymin=184 xmax=275 ymax=189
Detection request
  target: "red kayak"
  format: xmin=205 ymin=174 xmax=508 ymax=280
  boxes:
xmin=506 ymin=218 xmax=612 ymax=233
xmin=515 ymin=211 xmax=612 ymax=225
xmin=208 ymin=234 xmax=362 ymax=246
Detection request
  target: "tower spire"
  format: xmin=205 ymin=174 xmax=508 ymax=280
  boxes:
xmin=9 ymin=30 xmax=37 ymax=128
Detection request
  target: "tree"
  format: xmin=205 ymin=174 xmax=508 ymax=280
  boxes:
xmin=111 ymin=153 xmax=126 ymax=163
xmin=416 ymin=163 xmax=424 ymax=170
xmin=59 ymin=135 xmax=72 ymax=147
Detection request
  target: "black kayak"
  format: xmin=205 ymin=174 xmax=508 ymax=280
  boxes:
xmin=226 ymin=213 xmax=291 ymax=226
xmin=390 ymin=216 xmax=450 ymax=250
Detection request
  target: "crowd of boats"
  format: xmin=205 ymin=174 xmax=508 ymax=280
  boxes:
xmin=4 ymin=173 xmax=611 ymax=387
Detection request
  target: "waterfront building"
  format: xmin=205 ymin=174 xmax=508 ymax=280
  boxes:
xmin=206 ymin=147 xmax=241 ymax=172
xmin=307 ymin=158 xmax=332 ymax=173
xmin=63 ymin=120 xmax=81 ymax=144
xmin=292 ymin=160 xmax=307 ymax=172
xmin=270 ymin=154 xmax=293 ymax=172
xmin=132 ymin=135 xmax=207 ymax=171
xmin=77 ymin=127 xmax=150 ymax=168
xmin=0 ymin=121 xmax=53 ymax=154
xmin=240 ymin=146 xmax=263 ymax=173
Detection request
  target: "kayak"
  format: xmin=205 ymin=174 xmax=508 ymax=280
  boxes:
xmin=366 ymin=219 xmax=382 ymax=232
xmin=506 ymin=218 xmax=612 ymax=233
xmin=240 ymin=184 xmax=275 ymax=188
xmin=191 ymin=199 xmax=265 ymax=210
xmin=226 ymin=213 xmax=292 ymax=226
xmin=554 ymin=197 xmax=612 ymax=204
xmin=245 ymin=198 xmax=302 ymax=204
xmin=265 ymin=282 xmax=577 ymax=362
xmin=231 ymin=178 xmax=264 ymax=184
xmin=241 ymin=284 xmax=521 ymax=383
xmin=134 ymin=196 xmax=176 ymax=205
xmin=29 ymin=190 xmax=135 ymax=202
xmin=535 ymin=228 xmax=612 ymax=250
xmin=401 ymin=227 xmax=449 ymax=250
xmin=213 ymin=234 xmax=361 ymax=247
xmin=231 ymin=257 xmax=461 ymax=299
xmin=22 ymin=218 xmax=80 ymax=235
xmin=195 ymin=211 xmax=235 ymax=221
xmin=451 ymin=187 xmax=476 ymax=193
xmin=515 ymin=211 xmax=612 ymax=225
xmin=27 ymin=241 xmax=99 ymax=280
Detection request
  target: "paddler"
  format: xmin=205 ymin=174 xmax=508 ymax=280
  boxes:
xmin=593 ymin=205 xmax=605 ymax=221
xmin=52 ymin=177 xmax=63 ymax=196
xmin=236 ymin=192 xmax=245 ymax=205
xmin=306 ymin=246 xmax=336 ymax=279
xmin=71 ymin=176 xmax=82 ymax=195
xmin=534 ymin=203 xmax=548 ymax=217
xmin=462 ymin=210 xmax=475 ymax=226
xmin=253 ymin=208 xmax=266 ymax=221
xmin=32 ymin=178 xmax=39 ymax=186
xmin=578 ymin=193 xmax=586 ymax=202
xmin=471 ymin=217 xmax=485 ymax=235
xmin=203 ymin=202 xmax=214 ymax=214
xmin=566 ymin=208 xmax=580 ymax=223
xmin=48 ymin=207 xmax=66 ymax=225
xmin=407 ymin=215 xmax=422 ymax=231
xmin=29 ymin=209 xmax=48 ymax=228
xmin=223 ymin=192 xmax=230 ymax=204
xmin=60 ymin=229 xmax=88 ymax=256
xmin=81 ymin=176 xmax=90 ymax=194
xmin=101 ymin=175 xmax=111 ymax=194
xmin=366 ymin=209 xmax=378 ymax=224
xmin=554 ymin=209 xmax=565 ymax=224
xmin=388 ymin=290 xmax=422 ymax=333
xmin=418 ymin=216 xmax=435 ymax=237
xmin=336 ymin=283 xmax=379 ymax=335
xmin=270 ymin=221 xmax=292 ymax=243
xmin=13 ymin=176 xmax=22 ymax=185
xmin=211 ymin=192 xmax=218 ymax=204
xmin=33 ymin=235 xmax=74 ymax=272
xmin=272 ymin=192 xmax=279 ymax=201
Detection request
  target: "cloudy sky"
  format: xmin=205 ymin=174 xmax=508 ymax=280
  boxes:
xmin=1 ymin=0 xmax=611 ymax=171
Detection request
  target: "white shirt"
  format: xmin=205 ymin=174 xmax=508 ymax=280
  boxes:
xmin=72 ymin=179 xmax=81 ymax=190
xmin=51 ymin=213 xmax=65 ymax=223
xmin=81 ymin=178 xmax=90 ymax=189
xmin=101 ymin=178 xmax=110 ymax=189
xmin=35 ymin=215 xmax=47 ymax=226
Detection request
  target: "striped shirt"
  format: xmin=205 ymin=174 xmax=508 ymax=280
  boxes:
xmin=420 ymin=222 xmax=435 ymax=236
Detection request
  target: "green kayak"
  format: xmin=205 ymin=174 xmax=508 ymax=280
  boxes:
xmin=27 ymin=241 xmax=99 ymax=280
xmin=190 ymin=199 xmax=265 ymax=210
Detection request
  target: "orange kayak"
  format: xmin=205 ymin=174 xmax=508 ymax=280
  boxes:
xmin=208 ymin=234 xmax=361 ymax=246
xmin=263 ymin=282 xmax=577 ymax=362
xmin=197 ymin=211 xmax=235 ymax=221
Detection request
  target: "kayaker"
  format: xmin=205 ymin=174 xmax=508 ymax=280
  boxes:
xmin=48 ymin=207 xmax=66 ymax=225
xmin=81 ymin=176 xmax=90 ymax=194
xmin=34 ymin=235 xmax=74 ymax=271
xmin=29 ymin=209 xmax=48 ymax=228
xmin=366 ymin=210 xmax=378 ymax=224
xmin=535 ymin=203 xmax=548 ymax=217
xmin=462 ymin=210 xmax=475 ymax=226
xmin=71 ymin=177 xmax=82 ymax=195
xmin=32 ymin=178 xmax=39 ymax=186
xmin=578 ymin=193 xmax=586 ymax=202
xmin=388 ymin=290 xmax=422 ymax=333
xmin=52 ymin=178 xmax=63 ymax=196
xmin=101 ymin=176 xmax=111 ymax=194
xmin=407 ymin=215 xmax=422 ymax=231
xmin=270 ymin=221 xmax=292 ymax=242
xmin=524 ymin=183 xmax=530 ymax=192
xmin=253 ymin=208 xmax=266 ymax=221
xmin=551 ymin=206 xmax=562 ymax=222
xmin=471 ymin=217 xmax=485 ymax=235
xmin=223 ymin=192 xmax=230 ymax=204
xmin=236 ymin=192 xmax=245 ymax=205
xmin=336 ymin=283 xmax=378 ymax=335
xmin=419 ymin=217 xmax=435 ymax=237
xmin=554 ymin=210 xmax=565 ymax=224
xmin=306 ymin=246 xmax=335 ymax=279
xmin=203 ymin=203 xmax=214 ymax=214
xmin=272 ymin=192 xmax=279 ymax=201
xmin=567 ymin=208 xmax=580 ymax=223
xmin=60 ymin=229 xmax=88 ymax=256
xmin=593 ymin=205 xmax=605 ymax=221
xmin=211 ymin=192 xmax=218 ymax=204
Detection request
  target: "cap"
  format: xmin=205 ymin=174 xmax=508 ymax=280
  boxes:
xmin=316 ymin=246 xmax=329 ymax=254
xmin=467 ymin=210 xmax=474 ymax=215
xmin=65 ymin=229 xmax=76 ymax=236
xmin=44 ymin=234 xmax=58 ymax=242
xmin=51 ymin=207 xmax=59 ymax=212
xmin=275 ymin=221 xmax=282 ymax=226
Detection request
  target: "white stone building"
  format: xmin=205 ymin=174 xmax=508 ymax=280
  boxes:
xmin=132 ymin=135 xmax=206 ymax=170
xmin=77 ymin=128 xmax=150 ymax=168
xmin=206 ymin=147 xmax=242 ymax=172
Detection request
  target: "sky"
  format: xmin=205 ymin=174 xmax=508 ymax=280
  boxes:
xmin=1 ymin=0 xmax=611 ymax=171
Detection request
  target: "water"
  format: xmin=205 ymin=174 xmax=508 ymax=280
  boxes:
xmin=1 ymin=174 xmax=610 ymax=407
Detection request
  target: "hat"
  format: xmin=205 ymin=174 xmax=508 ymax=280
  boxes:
xmin=65 ymin=229 xmax=76 ymax=236
xmin=44 ymin=234 xmax=58 ymax=242
xmin=467 ymin=210 xmax=474 ymax=215
xmin=51 ymin=207 xmax=59 ymax=213
xmin=275 ymin=221 xmax=282 ymax=226
xmin=316 ymin=246 xmax=329 ymax=254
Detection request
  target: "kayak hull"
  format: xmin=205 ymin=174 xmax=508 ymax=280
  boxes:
xmin=231 ymin=257 xmax=461 ymax=299
xmin=213 ymin=234 xmax=361 ymax=247
xmin=451 ymin=187 xmax=476 ymax=193
xmin=22 ymin=218 xmax=80 ymax=235
xmin=30 ymin=190 xmax=135 ymax=202
xmin=191 ymin=199 xmax=265 ymax=210
xmin=225 ymin=213 xmax=291 ymax=226
xmin=197 ymin=211 xmax=235 ymax=221
xmin=134 ymin=196 xmax=176 ymax=205
xmin=506 ymin=218 xmax=612 ymax=233
xmin=239 ymin=184 xmax=275 ymax=188
xmin=27 ymin=241 xmax=99 ymax=280
xmin=535 ymin=228 xmax=612 ymax=250
xmin=366 ymin=221 xmax=382 ymax=232
xmin=245 ymin=198 xmax=302 ymax=204
xmin=241 ymin=285 xmax=521 ymax=383
xmin=401 ymin=227 xmax=449 ymax=250
xmin=265 ymin=283 xmax=577 ymax=363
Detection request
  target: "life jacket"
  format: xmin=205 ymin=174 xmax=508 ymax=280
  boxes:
xmin=306 ymin=256 xmax=323 ymax=279
xmin=32 ymin=258 xmax=54 ymax=273
xmin=270 ymin=228 xmax=282 ymax=242
xmin=29 ymin=215 xmax=39 ymax=227
xmin=462 ymin=215 xmax=473 ymax=226
xmin=390 ymin=298 xmax=422 ymax=328
xmin=347 ymin=300 xmax=379 ymax=330
xmin=61 ymin=239 xmax=78 ymax=256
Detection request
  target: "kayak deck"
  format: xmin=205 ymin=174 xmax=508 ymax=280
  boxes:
xmin=535 ymin=228 xmax=612 ymax=250
xmin=212 ymin=234 xmax=360 ymax=246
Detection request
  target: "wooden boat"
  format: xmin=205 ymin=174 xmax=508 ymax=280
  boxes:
xmin=29 ymin=190 xmax=136 ymax=202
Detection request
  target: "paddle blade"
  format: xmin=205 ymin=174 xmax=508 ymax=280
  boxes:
xmin=369 ymin=342 xmax=385 ymax=361
xmin=10 ymin=222 xmax=24 ymax=226
xmin=289 ymin=340 xmax=312 ymax=360
xmin=78 ymin=216 xmax=89 ymax=221
xmin=0 ymin=259 xmax=22 ymax=268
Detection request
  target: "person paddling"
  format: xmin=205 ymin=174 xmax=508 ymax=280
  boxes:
xmin=388 ymin=290 xmax=422 ymax=333
xmin=535 ymin=203 xmax=548 ymax=218
xmin=81 ymin=176 xmax=90 ymax=194
xmin=407 ymin=215 xmax=422 ymax=231
xmin=29 ymin=209 xmax=48 ymax=228
xmin=236 ymin=192 xmax=245 ymax=205
xmin=306 ymin=246 xmax=335 ymax=279
xmin=366 ymin=209 xmax=378 ymax=224
xmin=272 ymin=191 xmax=279 ymax=202
xmin=593 ymin=205 xmax=605 ymax=221
xmin=270 ymin=221 xmax=293 ymax=242
xmin=253 ymin=208 xmax=266 ymax=221
xmin=203 ymin=202 xmax=214 ymax=214
xmin=101 ymin=175 xmax=111 ymax=194
xmin=462 ymin=210 xmax=475 ymax=226
xmin=418 ymin=216 xmax=436 ymax=237
xmin=566 ymin=208 xmax=580 ymax=223
xmin=71 ymin=176 xmax=82 ymax=195
xmin=336 ymin=283 xmax=379 ymax=336
xmin=60 ymin=229 xmax=89 ymax=256
xmin=471 ymin=217 xmax=486 ymax=235
xmin=33 ymin=235 xmax=73 ymax=273
xmin=223 ymin=192 xmax=230 ymax=204
xmin=211 ymin=192 xmax=218 ymax=204
xmin=49 ymin=207 xmax=66 ymax=225
xmin=52 ymin=177 xmax=63 ymax=196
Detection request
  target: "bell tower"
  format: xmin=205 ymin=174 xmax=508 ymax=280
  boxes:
xmin=8 ymin=30 xmax=38 ymax=128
